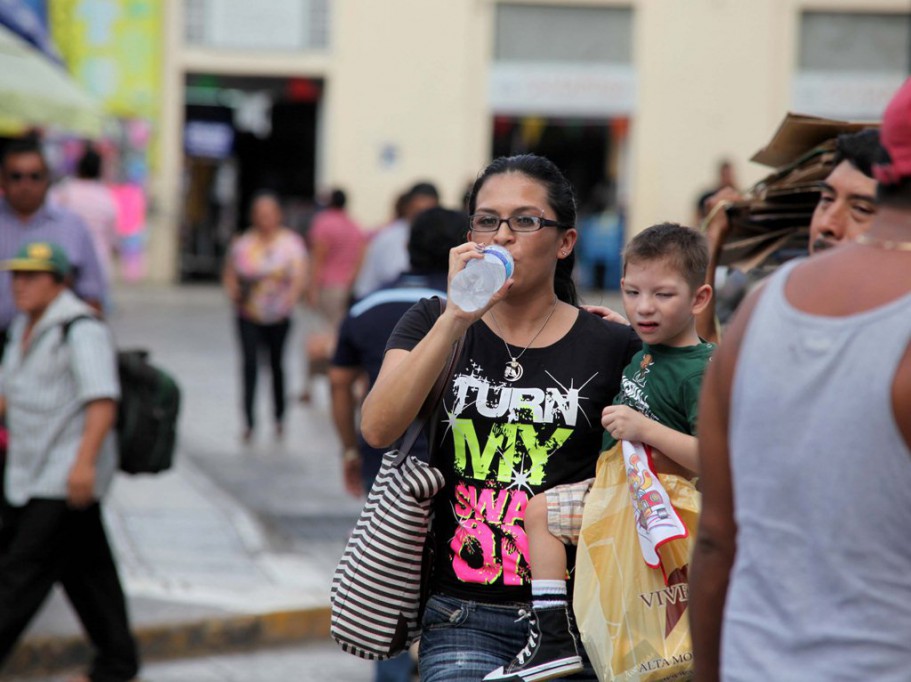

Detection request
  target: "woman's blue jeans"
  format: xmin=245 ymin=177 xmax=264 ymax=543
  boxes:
xmin=418 ymin=593 xmax=597 ymax=682
xmin=374 ymin=650 xmax=414 ymax=682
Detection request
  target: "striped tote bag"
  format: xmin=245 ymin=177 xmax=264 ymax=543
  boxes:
xmin=329 ymin=448 xmax=445 ymax=659
xmin=331 ymin=311 xmax=462 ymax=659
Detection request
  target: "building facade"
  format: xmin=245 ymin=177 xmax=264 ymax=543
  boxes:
xmin=147 ymin=0 xmax=909 ymax=282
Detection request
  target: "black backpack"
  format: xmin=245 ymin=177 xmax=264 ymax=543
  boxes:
xmin=63 ymin=317 xmax=181 ymax=475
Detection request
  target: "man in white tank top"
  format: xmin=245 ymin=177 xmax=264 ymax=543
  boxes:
xmin=691 ymin=77 xmax=911 ymax=682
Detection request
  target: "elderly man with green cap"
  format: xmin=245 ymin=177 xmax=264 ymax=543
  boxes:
xmin=0 ymin=242 xmax=139 ymax=681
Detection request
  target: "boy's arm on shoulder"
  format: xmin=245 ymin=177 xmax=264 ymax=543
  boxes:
xmin=591 ymin=310 xmax=642 ymax=363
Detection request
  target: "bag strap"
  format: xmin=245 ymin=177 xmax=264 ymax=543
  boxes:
xmin=60 ymin=314 xmax=96 ymax=344
xmin=396 ymin=298 xmax=464 ymax=459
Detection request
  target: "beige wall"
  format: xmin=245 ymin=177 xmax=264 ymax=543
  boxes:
xmin=151 ymin=0 xmax=909 ymax=281
xmin=324 ymin=0 xmax=491 ymax=224
xmin=628 ymin=0 xmax=796 ymax=234
xmin=628 ymin=0 xmax=907 ymax=236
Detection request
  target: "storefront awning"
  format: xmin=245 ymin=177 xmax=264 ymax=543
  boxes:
xmin=0 ymin=23 xmax=103 ymax=137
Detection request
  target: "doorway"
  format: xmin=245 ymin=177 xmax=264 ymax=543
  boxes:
xmin=491 ymin=116 xmax=629 ymax=289
xmin=179 ymin=74 xmax=321 ymax=280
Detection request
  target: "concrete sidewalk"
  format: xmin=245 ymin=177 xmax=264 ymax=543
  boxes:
xmin=6 ymin=461 xmax=336 ymax=678
xmin=2 ymin=284 xmax=362 ymax=680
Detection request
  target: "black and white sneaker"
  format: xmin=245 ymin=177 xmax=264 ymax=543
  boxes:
xmin=483 ymin=605 xmax=583 ymax=682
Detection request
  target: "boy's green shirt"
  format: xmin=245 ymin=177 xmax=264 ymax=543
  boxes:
xmin=601 ymin=341 xmax=716 ymax=452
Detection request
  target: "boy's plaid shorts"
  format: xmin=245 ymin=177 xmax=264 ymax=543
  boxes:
xmin=545 ymin=477 xmax=595 ymax=546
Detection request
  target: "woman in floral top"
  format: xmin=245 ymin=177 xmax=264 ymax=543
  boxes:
xmin=223 ymin=192 xmax=308 ymax=441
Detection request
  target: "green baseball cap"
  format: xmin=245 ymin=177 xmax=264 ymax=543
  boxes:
xmin=1 ymin=241 xmax=71 ymax=277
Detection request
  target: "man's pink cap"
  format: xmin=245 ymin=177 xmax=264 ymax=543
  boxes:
xmin=875 ymin=77 xmax=911 ymax=185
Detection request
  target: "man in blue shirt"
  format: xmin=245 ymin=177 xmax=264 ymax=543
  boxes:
xmin=0 ymin=138 xmax=107 ymax=358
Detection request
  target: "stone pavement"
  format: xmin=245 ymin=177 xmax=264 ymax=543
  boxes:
xmin=2 ymin=284 xmax=365 ymax=680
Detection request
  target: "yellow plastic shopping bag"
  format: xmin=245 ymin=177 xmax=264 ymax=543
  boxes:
xmin=573 ymin=443 xmax=700 ymax=682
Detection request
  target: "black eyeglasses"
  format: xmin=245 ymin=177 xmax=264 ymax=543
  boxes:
xmin=7 ymin=171 xmax=46 ymax=183
xmin=469 ymin=213 xmax=567 ymax=233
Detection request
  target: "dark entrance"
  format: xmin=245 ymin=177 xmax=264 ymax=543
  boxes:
xmin=491 ymin=116 xmax=628 ymax=289
xmin=180 ymin=75 xmax=321 ymax=280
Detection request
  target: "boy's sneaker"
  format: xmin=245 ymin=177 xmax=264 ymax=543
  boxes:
xmin=483 ymin=604 xmax=583 ymax=682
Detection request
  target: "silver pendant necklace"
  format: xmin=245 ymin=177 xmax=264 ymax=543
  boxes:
xmin=488 ymin=297 xmax=559 ymax=382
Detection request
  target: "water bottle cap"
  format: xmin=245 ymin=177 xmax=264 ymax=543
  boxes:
xmin=483 ymin=245 xmax=514 ymax=278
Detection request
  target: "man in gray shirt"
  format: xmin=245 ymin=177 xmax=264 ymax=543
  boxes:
xmin=691 ymin=78 xmax=911 ymax=682
xmin=0 ymin=242 xmax=138 ymax=681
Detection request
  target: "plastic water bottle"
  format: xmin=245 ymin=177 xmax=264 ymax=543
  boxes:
xmin=449 ymin=245 xmax=514 ymax=312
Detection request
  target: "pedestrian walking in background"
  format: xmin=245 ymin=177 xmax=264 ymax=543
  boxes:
xmin=360 ymin=154 xmax=640 ymax=681
xmin=330 ymin=206 xmax=464 ymax=682
xmin=353 ymin=181 xmax=440 ymax=299
xmin=305 ymin=187 xmax=364 ymax=325
xmin=223 ymin=191 xmax=308 ymax=442
xmin=693 ymin=159 xmax=738 ymax=224
xmin=0 ymin=241 xmax=139 ymax=682
xmin=300 ymin=187 xmax=365 ymax=403
xmin=51 ymin=146 xmax=120 ymax=291
xmin=0 ymin=137 xmax=107 ymax=361
xmin=691 ymin=77 xmax=911 ymax=682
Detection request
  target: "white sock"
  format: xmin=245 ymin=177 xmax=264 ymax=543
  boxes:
xmin=532 ymin=579 xmax=567 ymax=609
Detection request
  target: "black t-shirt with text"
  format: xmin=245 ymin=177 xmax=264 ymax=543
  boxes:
xmin=387 ymin=299 xmax=640 ymax=603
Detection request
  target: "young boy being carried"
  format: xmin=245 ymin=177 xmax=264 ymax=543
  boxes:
xmin=485 ymin=223 xmax=715 ymax=682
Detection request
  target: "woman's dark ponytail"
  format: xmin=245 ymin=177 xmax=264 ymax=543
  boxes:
xmin=554 ymin=251 xmax=578 ymax=306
